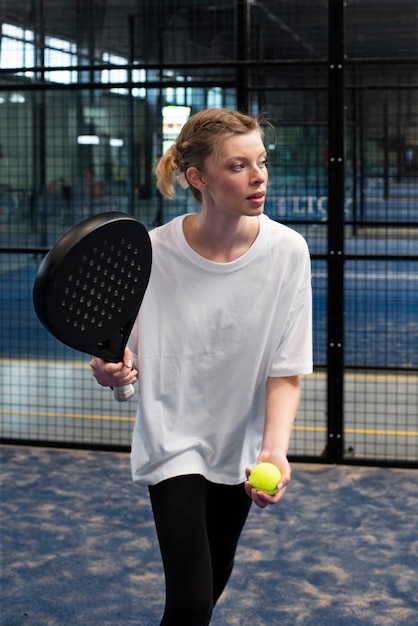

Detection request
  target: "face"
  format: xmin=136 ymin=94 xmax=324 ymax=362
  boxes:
xmin=188 ymin=130 xmax=268 ymax=218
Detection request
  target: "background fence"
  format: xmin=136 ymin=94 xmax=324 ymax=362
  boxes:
xmin=1 ymin=0 xmax=417 ymax=467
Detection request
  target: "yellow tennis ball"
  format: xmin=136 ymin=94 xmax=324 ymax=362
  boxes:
xmin=248 ymin=462 xmax=282 ymax=495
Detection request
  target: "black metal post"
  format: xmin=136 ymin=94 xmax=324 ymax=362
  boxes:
xmin=327 ymin=0 xmax=345 ymax=462
xmin=237 ymin=0 xmax=250 ymax=112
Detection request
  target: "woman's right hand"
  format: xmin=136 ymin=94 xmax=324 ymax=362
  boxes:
xmin=89 ymin=347 xmax=138 ymax=389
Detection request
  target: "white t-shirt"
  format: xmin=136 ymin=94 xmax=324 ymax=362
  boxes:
xmin=129 ymin=213 xmax=312 ymax=486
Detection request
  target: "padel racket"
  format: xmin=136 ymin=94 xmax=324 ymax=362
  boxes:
xmin=33 ymin=211 xmax=152 ymax=401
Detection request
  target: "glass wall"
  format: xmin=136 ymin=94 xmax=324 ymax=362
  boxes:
xmin=1 ymin=0 xmax=417 ymax=466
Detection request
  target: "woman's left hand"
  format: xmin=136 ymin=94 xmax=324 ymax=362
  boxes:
xmin=244 ymin=453 xmax=291 ymax=509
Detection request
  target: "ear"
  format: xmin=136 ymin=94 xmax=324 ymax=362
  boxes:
xmin=186 ymin=166 xmax=206 ymax=191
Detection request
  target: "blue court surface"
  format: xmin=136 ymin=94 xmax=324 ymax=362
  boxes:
xmin=1 ymin=445 xmax=417 ymax=626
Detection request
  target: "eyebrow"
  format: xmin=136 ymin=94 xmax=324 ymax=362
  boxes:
xmin=225 ymin=151 xmax=267 ymax=161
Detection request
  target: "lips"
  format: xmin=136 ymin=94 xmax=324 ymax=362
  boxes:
xmin=247 ymin=191 xmax=265 ymax=201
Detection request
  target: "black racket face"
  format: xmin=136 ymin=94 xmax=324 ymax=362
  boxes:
xmin=33 ymin=212 xmax=152 ymax=362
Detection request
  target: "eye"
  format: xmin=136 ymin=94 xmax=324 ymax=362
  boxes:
xmin=232 ymin=163 xmax=245 ymax=171
xmin=259 ymin=158 xmax=268 ymax=168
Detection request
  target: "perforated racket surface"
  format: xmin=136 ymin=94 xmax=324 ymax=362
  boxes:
xmin=33 ymin=212 xmax=152 ymax=401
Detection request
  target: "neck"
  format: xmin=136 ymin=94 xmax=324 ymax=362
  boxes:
xmin=183 ymin=213 xmax=260 ymax=263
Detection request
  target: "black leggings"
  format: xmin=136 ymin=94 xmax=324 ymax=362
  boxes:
xmin=148 ymin=474 xmax=252 ymax=626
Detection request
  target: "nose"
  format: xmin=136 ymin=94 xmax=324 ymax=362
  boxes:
xmin=251 ymin=164 xmax=267 ymax=183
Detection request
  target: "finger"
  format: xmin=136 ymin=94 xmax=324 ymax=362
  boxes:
xmin=119 ymin=370 xmax=138 ymax=386
xmin=252 ymin=484 xmax=287 ymax=508
xmin=244 ymin=481 xmax=252 ymax=498
xmin=251 ymin=490 xmax=269 ymax=508
xmin=123 ymin=346 xmax=134 ymax=369
xmin=123 ymin=356 xmax=133 ymax=369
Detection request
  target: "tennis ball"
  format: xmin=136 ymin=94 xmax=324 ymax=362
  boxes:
xmin=248 ymin=462 xmax=282 ymax=495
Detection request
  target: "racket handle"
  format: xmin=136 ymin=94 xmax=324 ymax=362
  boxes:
xmin=113 ymin=384 xmax=135 ymax=402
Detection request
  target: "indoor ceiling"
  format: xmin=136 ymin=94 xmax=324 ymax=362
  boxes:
xmin=0 ymin=0 xmax=417 ymax=67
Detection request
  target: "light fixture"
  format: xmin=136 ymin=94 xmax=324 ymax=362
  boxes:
xmin=10 ymin=93 xmax=26 ymax=104
xmin=77 ymin=135 xmax=100 ymax=145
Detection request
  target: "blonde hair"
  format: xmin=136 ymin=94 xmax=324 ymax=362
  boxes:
xmin=155 ymin=108 xmax=265 ymax=203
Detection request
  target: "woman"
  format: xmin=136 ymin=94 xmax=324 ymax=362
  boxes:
xmin=90 ymin=107 xmax=312 ymax=625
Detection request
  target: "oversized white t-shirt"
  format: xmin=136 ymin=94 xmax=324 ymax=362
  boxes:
xmin=129 ymin=213 xmax=312 ymax=486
